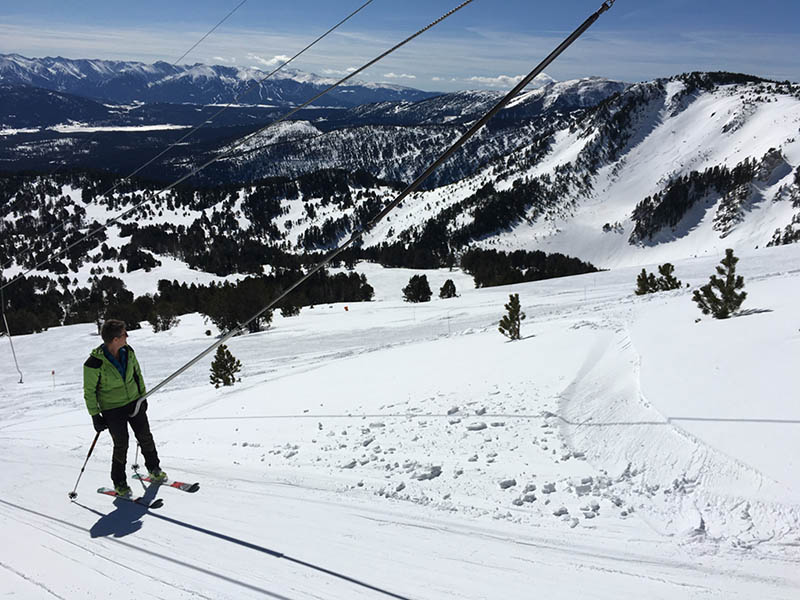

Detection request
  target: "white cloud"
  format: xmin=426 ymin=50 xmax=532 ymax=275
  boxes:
xmin=467 ymin=74 xmax=524 ymax=87
xmin=383 ymin=72 xmax=416 ymax=80
xmin=247 ymin=53 xmax=291 ymax=68
xmin=322 ymin=67 xmax=357 ymax=76
xmin=467 ymin=72 xmax=556 ymax=89
xmin=212 ymin=56 xmax=236 ymax=64
xmin=431 ymin=76 xmax=443 ymax=81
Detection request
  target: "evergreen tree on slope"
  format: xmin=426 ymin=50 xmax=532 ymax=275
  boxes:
xmin=210 ymin=344 xmax=242 ymax=388
xmin=692 ymin=249 xmax=746 ymax=319
xmin=498 ymin=293 xmax=525 ymax=340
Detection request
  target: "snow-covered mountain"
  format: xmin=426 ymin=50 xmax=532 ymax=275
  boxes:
xmin=0 ymin=76 xmax=626 ymax=187
xmin=196 ymin=72 xmax=800 ymax=267
xmin=0 ymin=53 xmax=438 ymax=106
xmin=390 ymin=72 xmax=800 ymax=267
xmin=1 ymin=72 xmax=799 ymax=288
xmin=201 ymin=77 xmax=628 ymax=187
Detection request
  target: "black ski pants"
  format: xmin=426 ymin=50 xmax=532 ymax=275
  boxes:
xmin=103 ymin=400 xmax=160 ymax=485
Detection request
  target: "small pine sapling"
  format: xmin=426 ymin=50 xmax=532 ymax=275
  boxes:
xmin=209 ymin=344 xmax=242 ymax=388
xmin=498 ymin=293 xmax=525 ymax=340
xmin=692 ymin=249 xmax=747 ymax=319
xmin=280 ymin=304 xmax=301 ymax=317
xmin=656 ymin=263 xmax=682 ymax=291
xmin=439 ymin=279 xmax=457 ymax=299
xmin=150 ymin=303 xmax=180 ymax=332
xmin=635 ymin=269 xmax=658 ymax=295
xmin=635 ymin=263 xmax=682 ymax=295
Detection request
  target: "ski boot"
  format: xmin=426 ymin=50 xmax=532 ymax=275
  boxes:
xmin=148 ymin=469 xmax=168 ymax=484
xmin=114 ymin=482 xmax=132 ymax=497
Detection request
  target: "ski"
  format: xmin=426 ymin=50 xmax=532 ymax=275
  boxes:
xmin=133 ymin=473 xmax=200 ymax=493
xmin=97 ymin=487 xmax=164 ymax=509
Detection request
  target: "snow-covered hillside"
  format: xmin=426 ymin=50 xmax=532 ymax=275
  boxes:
xmin=6 ymin=73 xmax=800 ymax=281
xmin=168 ymin=74 xmax=800 ymax=268
xmin=1 ymin=245 xmax=799 ymax=598
xmin=209 ymin=77 xmax=626 ymax=187
xmin=358 ymin=74 xmax=800 ymax=268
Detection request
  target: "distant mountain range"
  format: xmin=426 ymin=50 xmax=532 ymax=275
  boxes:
xmin=0 ymin=66 xmax=627 ymax=190
xmin=0 ymin=53 xmax=439 ymax=107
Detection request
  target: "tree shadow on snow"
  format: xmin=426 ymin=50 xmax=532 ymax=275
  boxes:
xmin=89 ymin=484 xmax=160 ymax=539
xmin=735 ymin=308 xmax=773 ymax=317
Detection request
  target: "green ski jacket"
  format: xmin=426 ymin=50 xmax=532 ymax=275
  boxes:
xmin=83 ymin=345 xmax=146 ymax=415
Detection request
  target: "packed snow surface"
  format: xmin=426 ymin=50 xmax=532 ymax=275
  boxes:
xmin=1 ymin=246 xmax=799 ymax=598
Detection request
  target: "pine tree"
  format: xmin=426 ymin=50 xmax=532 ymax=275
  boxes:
xmin=150 ymin=302 xmax=180 ymax=332
xmin=692 ymin=249 xmax=747 ymax=319
xmin=280 ymin=304 xmax=301 ymax=317
xmin=656 ymin=263 xmax=682 ymax=291
xmin=402 ymin=274 xmax=432 ymax=302
xmin=635 ymin=264 xmax=682 ymax=295
xmin=635 ymin=269 xmax=657 ymax=295
xmin=498 ymin=293 xmax=525 ymax=340
xmin=439 ymin=279 xmax=457 ymax=299
xmin=209 ymin=344 xmax=242 ymax=388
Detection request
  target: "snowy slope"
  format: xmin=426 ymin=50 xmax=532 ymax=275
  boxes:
xmin=515 ymin=82 xmax=800 ymax=266
xmin=2 ymin=244 xmax=799 ymax=598
xmin=357 ymin=76 xmax=800 ymax=268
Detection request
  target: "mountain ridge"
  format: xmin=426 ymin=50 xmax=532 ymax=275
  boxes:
xmin=0 ymin=53 xmax=439 ymax=107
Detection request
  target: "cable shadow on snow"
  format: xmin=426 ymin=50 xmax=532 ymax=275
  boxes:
xmin=89 ymin=484 xmax=160 ymax=539
xmin=147 ymin=511 xmax=414 ymax=600
xmin=546 ymin=413 xmax=800 ymax=426
xmin=2 ymin=499 xmax=298 ymax=600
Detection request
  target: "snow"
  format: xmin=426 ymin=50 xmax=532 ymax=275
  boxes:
xmin=49 ymin=124 xmax=190 ymax=133
xmin=2 ymin=245 xmax=800 ymax=598
xmin=0 ymin=127 xmax=40 ymax=135
xmin=229 ymin=120 xmax=321 ymax=154
xmin=631 ymin=271 xmax=800 ymax=488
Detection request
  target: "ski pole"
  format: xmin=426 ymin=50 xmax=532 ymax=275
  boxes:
xmin=67 ymin=431 xmax=101 ymax=500
xmin=132 ymin=443 xmax=145 ymax=490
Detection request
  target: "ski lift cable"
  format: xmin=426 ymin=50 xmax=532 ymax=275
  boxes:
xmin=130 ymin=0 xmax=617 ymax=418
xmin=172 ymin=0 xmax=250 ymax=66
xmin=0 ymin=285 xmax=24 ymax=383
xmin=0 ymin=0 xmax=253 ymax=272
xmin=0 ymin=0 xmax=470 ymax=294
xmin=0 ymin=0 xmax=375 ymax=274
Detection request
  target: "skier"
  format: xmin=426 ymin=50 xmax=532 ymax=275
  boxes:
xmin=83 ymin=319 xmax=166 ymax=496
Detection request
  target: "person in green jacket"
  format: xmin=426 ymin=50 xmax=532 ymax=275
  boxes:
xmin=84 ymin=319 xmax=166 ymax=496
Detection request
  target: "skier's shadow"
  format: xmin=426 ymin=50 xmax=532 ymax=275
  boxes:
xmin=90 ymin=484 xmax=160 ymax=539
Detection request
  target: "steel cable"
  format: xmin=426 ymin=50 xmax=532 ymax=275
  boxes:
xmin=130 ymin=0 xmax=617 ymax=416
xmin=0 ymin=0 xmax=365 ymax=275
xmin=0 ymin=0 xmax=470 ymax=293
xmin=0 ymin=0 xmax=473 ymax=289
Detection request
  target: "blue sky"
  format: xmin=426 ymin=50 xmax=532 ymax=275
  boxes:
xmin=1 ymin=0 xmax=798 ymax=90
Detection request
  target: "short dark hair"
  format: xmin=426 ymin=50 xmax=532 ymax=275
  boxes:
xmin=101 ymin=319 xmax=127 ymax=344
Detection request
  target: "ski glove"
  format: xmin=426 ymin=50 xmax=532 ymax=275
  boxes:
xmin=92 ymin=413 xmax=107 ymax=433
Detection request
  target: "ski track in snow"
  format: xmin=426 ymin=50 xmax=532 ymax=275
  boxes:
xmin=1 ymin=246 xmax=800 ymax=598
